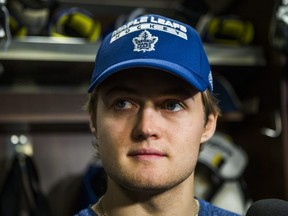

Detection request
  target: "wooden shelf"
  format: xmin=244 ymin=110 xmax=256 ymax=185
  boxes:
xmin=0 ymin=91 xmax=89 ymax=125
xmin=0 ymin=37 xmax=99 ymax=62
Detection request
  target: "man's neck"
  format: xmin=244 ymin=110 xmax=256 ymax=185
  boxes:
xmin=95 ymin=175 xmax=197 ymax=216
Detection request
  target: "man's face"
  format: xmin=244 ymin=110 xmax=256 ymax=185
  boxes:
xmin=93 ymin=68 xmax=215 ymax=193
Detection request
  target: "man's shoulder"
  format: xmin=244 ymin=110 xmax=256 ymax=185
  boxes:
xmin=74 ymin=199 xmax=241 ymax=216
xmin=74 ymin=207 xmax=97 ymax=216
xmin=198 ymin=199 xmax=241 ymax=216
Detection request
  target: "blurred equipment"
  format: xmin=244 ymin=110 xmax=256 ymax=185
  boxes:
xmin=48 ymin=162 xmax=107 ymax=216
xmin=175 ymin=0 xmax=209 ymax=27
xmin=176 ymin=0 xmax=238 ymax=27
xmin=0 ymin=0 xmax=11 ymax=50
xmin=177 ymin=0 xmax=254 ymax=46
xmin=199 ymin=15 xmax=255 ymax=46
xmin=214 ymin=73 xmax=243 ymax=120
xmin=114 ymin=7 xmax=147 ymax=30
xmin=270 ymin=0 xmax=288 ymax=54
xmin=194 ymin=132 xmax=251 ymax=215
xmin=49 ymin=7 xmax=101 ymax=42
xmin=203 ymin=0 xmax=238 ymax=15
xmin=0 ymin=135 xmax=51 ymax=216
xmin=8 ymin=0 xmax=54 ymax=36
xmin=9 ymin=12 xmax=27 ymax=36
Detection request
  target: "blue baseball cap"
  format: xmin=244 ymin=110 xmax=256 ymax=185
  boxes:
xmin=88 ymin=14 xmax=213 ymax=93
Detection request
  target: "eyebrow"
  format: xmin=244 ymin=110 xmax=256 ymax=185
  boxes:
xmin=101 ymin=86 xmax=196 ymax=98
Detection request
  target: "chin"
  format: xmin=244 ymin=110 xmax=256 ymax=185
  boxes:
xmin=121 ymin=181 xmax=173 ymax=195
xmin=115 ymin=173 xmax=190 ymax=195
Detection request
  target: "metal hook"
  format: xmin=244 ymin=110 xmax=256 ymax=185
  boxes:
xmin=260 ymin=110 xmax=282 ymax=138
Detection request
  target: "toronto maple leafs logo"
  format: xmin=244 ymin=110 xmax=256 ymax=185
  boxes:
xmin=132 ymin=30 xmax=158 ymax=52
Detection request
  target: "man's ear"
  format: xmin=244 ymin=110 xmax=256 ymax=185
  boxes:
xmin=201 ymin=113 xmax=218 ymax=143
xmin=89 ymin=118 xmax=97 ymax=136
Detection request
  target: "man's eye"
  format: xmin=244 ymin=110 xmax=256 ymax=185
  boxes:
xmin=163 ymin=101 xmax=183 ymax=111
xmin=114 ymin=99 xmax=133 ymax=110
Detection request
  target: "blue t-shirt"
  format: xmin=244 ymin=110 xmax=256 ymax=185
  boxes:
xmin=74 ymin=199 xmax=240 ymax=216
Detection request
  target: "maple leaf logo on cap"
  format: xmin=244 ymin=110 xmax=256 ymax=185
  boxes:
xmin=133 ymin=30 xmax=158 ymax=52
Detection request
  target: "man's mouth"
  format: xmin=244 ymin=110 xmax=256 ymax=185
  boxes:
xmin=128 ymin=148 xmax=166 ymax=159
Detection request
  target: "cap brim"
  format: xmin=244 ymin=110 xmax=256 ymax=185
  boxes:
xmin=88 ymin=59 xmax=208 ymax=93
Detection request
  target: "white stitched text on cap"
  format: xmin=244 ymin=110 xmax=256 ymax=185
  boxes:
xmin=110 ymin=16 xmax=187 ymax=43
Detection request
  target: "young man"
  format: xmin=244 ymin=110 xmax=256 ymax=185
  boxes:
xmin=76 ymin=14 xmax=240 ymax=216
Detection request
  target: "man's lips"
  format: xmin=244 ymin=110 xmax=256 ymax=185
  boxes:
xmin=128 ymin=149 xmax=167 ymax=159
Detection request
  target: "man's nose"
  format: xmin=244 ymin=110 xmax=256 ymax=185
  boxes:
xmin=132 ymin=106 xmax=161 ymax=141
